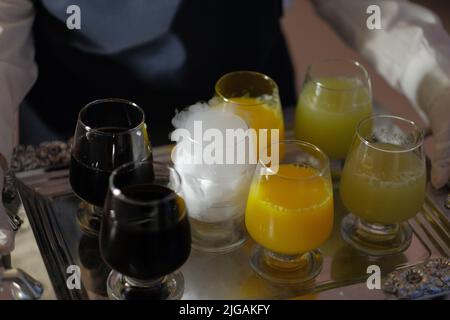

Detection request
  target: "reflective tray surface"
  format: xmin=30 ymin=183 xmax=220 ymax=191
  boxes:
xmin=15 ymin=144 xmax=450 ymax=300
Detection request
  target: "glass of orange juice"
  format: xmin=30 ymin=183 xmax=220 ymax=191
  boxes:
xmin=245 ymin=140 xmax=334 ymax=284
xmin=340 ymin=115 xmax=426 ymax=256
xmin=295 ymin=60 xmax=372 ymax=178
xmin=212 ymin=71 xmax=285 ymax=155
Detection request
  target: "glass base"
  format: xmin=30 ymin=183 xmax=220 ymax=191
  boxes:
xmin=341 ymin=213 xmax=412 ymax=256
xmin=76 ymin=202 xmax=102 ymax=236
xmin=249 ymin=245 xmax=323 ymax=285
xmin=191 ymin=215 xmax=247 ymax=254
xmin=106 ymin=270 xmax=184 ymax=300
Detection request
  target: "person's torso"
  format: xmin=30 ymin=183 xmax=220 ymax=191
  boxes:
xmin=26 ymin=0 xmax=295 ymax=145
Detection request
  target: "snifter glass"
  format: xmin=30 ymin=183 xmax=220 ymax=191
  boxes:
xmin=295 ymin=60 xmax=373 ymax=178
xmin=70 ymin=98 xmax=152 ymax=235
xmin=245 ymin=140 xmax=334 ymax=284
xmin=340 ymin=115 xmax=426 ymax=256
xmin=100 ymin=161 xmax=191 ymax=300
xmin=212 ymin=70 xmax=285 ymax=152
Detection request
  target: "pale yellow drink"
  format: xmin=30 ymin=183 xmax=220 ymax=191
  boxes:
xmin=295 ymin=77 xmax=372 ymax=159
xmin=340 ymin=142 xmax=426 ymax=224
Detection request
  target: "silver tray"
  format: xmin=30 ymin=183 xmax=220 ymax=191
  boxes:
xmin=9 ymin=107 xmax=450 ymax=300
xmin=12 ymin=140 xmax=449 ymax=300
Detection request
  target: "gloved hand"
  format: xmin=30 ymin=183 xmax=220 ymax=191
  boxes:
xmin=428 ymin=88 xmax=450 ymax=189
xmin=0 ymin=169 xmax=15 ymax=255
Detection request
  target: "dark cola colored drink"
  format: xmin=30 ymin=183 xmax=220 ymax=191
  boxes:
xmin=70 ymin=99 xmax=150 ymax=237
xmin=70 ymin=126 xmax=151 ymax=207
xmin=100 ymin=184 xmax=191 ymax=281
xmin=70 ymin=155 xmax=112 ymax=207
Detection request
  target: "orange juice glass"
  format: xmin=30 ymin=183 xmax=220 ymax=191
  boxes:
xmin=245 ymin=140 xmax=333 ymax=284
xmin=213 ymin=71 xmax=285 ymax=157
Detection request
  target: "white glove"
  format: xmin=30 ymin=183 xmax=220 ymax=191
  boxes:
xmin=428 ymin=88 xmax=450 ymax=189
xmin=0 ymin=169 xmax=15 ymax=255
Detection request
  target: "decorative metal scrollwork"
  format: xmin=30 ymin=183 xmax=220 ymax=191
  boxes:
xmin=383 ymin=258 xmax=450 ymax=299
xmin=3 ymin=140 xmax=72 ymax=230
xmin=10 ymin=140 xmax=72 ymax=172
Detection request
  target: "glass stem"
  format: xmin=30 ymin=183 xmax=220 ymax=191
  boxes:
xmin=356 ymin=218 xmax=399 ymax=242
xmin=330 ymin=158 xmax=345 ymax=181
xmin=263 ymin=248 xmax=307 ymax=271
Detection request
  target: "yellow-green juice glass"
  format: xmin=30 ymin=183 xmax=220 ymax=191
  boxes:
xmin=340 ymin=115 xmax=426 ymax=256
xmin=295 ymin=60 xmax=373 ymax=178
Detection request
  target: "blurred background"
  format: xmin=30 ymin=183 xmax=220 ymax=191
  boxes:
xmin=282 ymin=0 xmax=450 ymax=158
xmin=283 ymin=0 xmax=450 ymax=124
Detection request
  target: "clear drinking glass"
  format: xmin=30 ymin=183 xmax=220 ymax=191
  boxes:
xmin=295 ymin=60 xmax=373 ymax=178
xmin=340 ymin=115 xmax=426 ymax=256
xmin=172 ymin=110 xmax=255 ymax=253
xmin=212 ymin=70 xmax=285 ymax=152
xmin=245 ymin=140 xmax=334 ymax=284
xmin=100 ymin=161 xmax=191 ymax=300
xmin=70 ymin=98 xmax=152 ymax=235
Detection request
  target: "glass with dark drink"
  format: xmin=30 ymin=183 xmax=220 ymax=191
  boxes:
xmin=70 ymin=98 xmax=152 ymax=235
xmin=100 ymin=161 xmax=191 ymax=300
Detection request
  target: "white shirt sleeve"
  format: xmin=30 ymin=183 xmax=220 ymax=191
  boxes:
xmin=0 ymin=0 xmax=37 ymax=166
xmin=311 ymin=0 xmax=450 ymax=124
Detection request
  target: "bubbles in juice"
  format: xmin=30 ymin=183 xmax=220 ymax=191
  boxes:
xmin=340 ymin=143 xmax=426 ymax=224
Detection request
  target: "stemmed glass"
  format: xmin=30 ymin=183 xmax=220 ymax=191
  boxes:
xmin=295 ymin=60 xmax=372 ymax=178
xmin=340 ymin=115 xmax=426 ymax=256
xmin=212 ymin=70 xmax=285 ymax=152
xmin=70 ymin=98 xmax=152 ymax=235
xmin=100 ymin=161 xmax=191 ymax=300
xmin=245 ymin=140 xmax=334 ymax=284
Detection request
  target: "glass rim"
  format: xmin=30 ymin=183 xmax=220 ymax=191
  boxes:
xmin=108 ymin=160 xmax=181 ymax=206
xmin=78 ymin=98 xmax=146 ymax=136
xmin=259 ymin=140 xmax=330 ymax=180
xmin=356 ymin=114 xmax=425 ymax=153
xmin=214 ymin=70 xmax=278 ymax=106
xmin=306 ymin=59 xmax=371 ymax=92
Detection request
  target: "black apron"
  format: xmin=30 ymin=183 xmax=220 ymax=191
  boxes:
xmin=25 ymin=0 xmax=296 ymax=146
